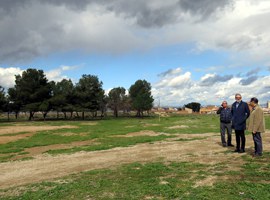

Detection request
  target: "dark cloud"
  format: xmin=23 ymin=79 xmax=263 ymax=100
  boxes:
xmin=0 ymin=0 xmax=29 ymax=13
xmin=105 ymin=1 xmax=179 ymax=28
xmin=36 ymin=0 xmax=234 ymax=28
xmin=104 ymin=0 xmax=234 ymax=28
xmin=179 ymin=0 xmax=234 ymax=20
xmin=240 ymin=76 xmax=258 ymax=85
xmin=0 ymin=0 xmax=235 ymax=63
xmin=245 ymin=67 xmax=261 ymax=76
xmin=158 ymin=68 xmax=181 ymax=77
xmin=200 ymin=74 xmax=233 ymax=86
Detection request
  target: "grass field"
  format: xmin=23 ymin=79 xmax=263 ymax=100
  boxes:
xmin=0 ymin=114 xmax=270 ymax=199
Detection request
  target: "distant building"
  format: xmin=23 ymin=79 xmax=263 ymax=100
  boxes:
xmin=184 ymin=107 xmax=193 ymax=114
xmin=268 ymin=101 xmax=270 ymax=109
xmin=200 ymin=106 xmax=219 ymax=114
xmin=263 ymin=108 xmax=270 ymax=114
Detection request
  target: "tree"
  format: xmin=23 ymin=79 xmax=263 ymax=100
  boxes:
xmin=108 ymin=87 xmax=126 ymax=117
xmin=122 ymin=95 xmax=132 ymax=115
xmin=185 ymin=102 xmax=201 ymax=112
xmin=0 ymin=86 xmax=6 ymax=112
xmin=50 ymin=79 xmax=75 ymax=119
xmin=129 ymin=80 xmax=154 ymax=117
xmin=75 ymin=74 xmax=104 ymax=119
xmin=7 ymin=87 xmax=21 ymax=119
xmin=9 ymin=68 xmax=52 ymax=120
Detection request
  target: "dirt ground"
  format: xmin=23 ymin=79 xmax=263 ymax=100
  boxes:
xmin=0 ymin=125 xmax=77 ymax=144
xmin=0 ymin=125 xmax=269 ymax=190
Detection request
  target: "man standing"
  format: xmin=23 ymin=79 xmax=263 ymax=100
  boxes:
xmin=231 ymin=93 xmax=250 ymax=153
xmin=248 ymin=97 xmax=265 ymax=156
xmin=217 ymin=101 xmax=233 ymax=147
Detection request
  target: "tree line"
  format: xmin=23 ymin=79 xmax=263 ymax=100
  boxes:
xmin=0 ymin=68 xmax=154 ymax=120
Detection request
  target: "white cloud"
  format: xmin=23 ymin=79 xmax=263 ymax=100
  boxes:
xmin=156 ymin=72 xmax=191 ymax=88
xmin=167 ymin=72 xmax=191 ymax=87
xmin=152 ymin=67 xmax=270 ymax=106
xmin=0 ymin=66 xmax=77 ymax=90
xmin=46 ymin=65 xmax=79 ymax=82
xmin=201 ymin=73 xmax=215 ymax=81
xmin=0 ymin=67 xmax=23 ymax=89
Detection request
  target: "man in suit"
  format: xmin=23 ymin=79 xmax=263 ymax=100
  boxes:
xmin=248 ymin=97 xmax=265 ymax=156
xmin=231 ymin=93 xmax=250 ymax=153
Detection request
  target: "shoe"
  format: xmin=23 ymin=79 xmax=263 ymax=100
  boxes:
xmin=239 ymin=150 xmax=245 ymax=153
xmin=234 ymin=149 xmax=240 ymax=153
xmin=227 ymin=144 xmax=234 ymax=147
xmin=222 ymin=143 xmax=227 ymax=147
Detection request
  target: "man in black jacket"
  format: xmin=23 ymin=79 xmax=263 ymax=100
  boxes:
xmin=231 ymin=93 xmax=250 ymax=153
xmin=217 ymin=101 xmax=233 ymax=147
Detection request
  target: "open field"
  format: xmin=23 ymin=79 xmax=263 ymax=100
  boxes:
xmin=0 ymin=114 xmax=270 ymax=199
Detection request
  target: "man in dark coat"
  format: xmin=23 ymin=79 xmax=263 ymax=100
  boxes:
xmin=217 ymin=100 xmax=233 ymax=147
xmin=231 ymin=93 xmax=250 ymax=153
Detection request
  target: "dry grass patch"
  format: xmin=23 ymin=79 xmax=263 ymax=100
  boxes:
xmin=79 ymin=122 xmax=98 ymax=126
xmin=167 ymin=125 xmax=189 ymax=129
xmin=0 ymin=125 xmax=78 ymax=136
xmin=52 ymin=132 xmax=89 ymax=137
xmin=12 ymin=139 xmax=99 ymax=160
xmin=143 ymin=124 xmax=160 ymax=127
xmin=194 ymin=175 xmax=218 ymax=187
xmin=111 ymin=130 xmax=170 ymax=138
xmin=0 ymin=133 xmax=34 ymax=144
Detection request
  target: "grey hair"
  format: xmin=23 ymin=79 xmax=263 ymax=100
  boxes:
xmin=235 ymin=93 xmax=242 ymax=97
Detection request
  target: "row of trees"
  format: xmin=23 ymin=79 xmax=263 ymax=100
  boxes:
xmin=0 ymin=68 xmax=154 ymax=120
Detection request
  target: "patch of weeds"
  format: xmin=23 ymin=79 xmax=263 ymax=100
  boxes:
xmin=174 ymin=137 xmax=208 ymax=142
xmin=18 ymin=157 xmax=34 ymax=161
xmin=0 ymin=132 xmax=29 ymax=137
xmin=17 ymin=151 xmax=29 ymax=155
xmin=0 ymin=154 xmax=15 ymax=163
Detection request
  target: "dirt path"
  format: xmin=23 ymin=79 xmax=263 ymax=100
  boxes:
xmin=1 ymin=132 xmax=269 ymax=189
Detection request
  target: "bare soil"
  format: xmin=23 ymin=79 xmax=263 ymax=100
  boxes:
xmin=0 ymin=125 xmax=77 ymax=135
xmin=12 ymin=139 xmax=99 ymax=160
xmin=1 ymin=129 xmax=269 ymax=190
xmin=111 ymin=130 xmax=171 ymax=137
xmin=167 ymin=125 xmax=189 ymax=129
xmin=0 ymin=125 xmax=78 ymax=144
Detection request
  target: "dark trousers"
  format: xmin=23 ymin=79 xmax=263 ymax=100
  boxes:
xmin=235 ymin=130 xmax=245 ymax=151
xmin=253 ymin=132 xmax=263 ymax=155
xmin=220 ymin=122 xmax=232 ymax=145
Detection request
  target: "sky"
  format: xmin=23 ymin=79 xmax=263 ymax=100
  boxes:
xmin=0 ymin=0 xmax=270 ymax=106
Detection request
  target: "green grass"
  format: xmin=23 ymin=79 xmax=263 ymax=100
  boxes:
xmin=0 ymin=115 xmax=222 ymax=158
xmin=1 ymin=114 xmax=269 ymax=159
xmin=1 ymin=157 xmax=270 ymax=200
xmin=1 ymin=114 xmax=270 ymax=199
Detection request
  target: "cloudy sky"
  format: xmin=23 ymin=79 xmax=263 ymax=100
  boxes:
xmin=0 ymin=0 xmax=270 ymax=106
